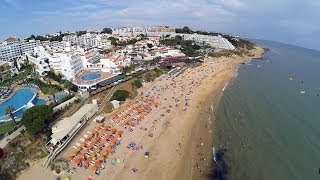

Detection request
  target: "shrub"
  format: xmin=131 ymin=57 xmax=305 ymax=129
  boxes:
xmin=133 ymin=80 xmax=143 ymax=88
xmin=111 ymin=90 xmax=130 ymax=101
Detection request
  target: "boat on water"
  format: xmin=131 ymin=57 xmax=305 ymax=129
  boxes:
xmin=300 ymin=91 xmax=306 ymax=94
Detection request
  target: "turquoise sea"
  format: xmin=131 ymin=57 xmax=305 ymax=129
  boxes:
xmin=212 ymin=41 xmax=320 ymax=180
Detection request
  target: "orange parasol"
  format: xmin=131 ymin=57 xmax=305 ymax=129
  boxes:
xmin=83 ymin=161 xmax=89 ymax=167
xmin=70 ymin=150 xmax=78 ymax=157
xmin=74 ymin=158 xmax=82 ymax=165
xmin=86 ymin=157 xmax=92 ymax=163
xmin=94 ymin=161 xmax=101 ymax=167
xmin=94 ymin=148 xmax=100 ymax=153
xmin=90 ymin=166 xmax=97 ymax=173
xmin=98 ymin=143 xmax=104 ymax=148
xmin=104 ymin=135 xmax=111 ymax=141
xmin=109 ymin=141 xmax=115 ymax=147
xmin=67 ymin=156 xmax=73 ymax=161
xmin=92 ymin=129 xmax=98 ymax=134
xmin=117 ymin=131 xmax=123 ymax=136
xmin=95 ymin=124 xmax=101 ymax=130
xmin=78 ymin=153 xmax=85 ymax=159
xmin=83 ymin=148 xmax=90 ymax=154
xmin=98 ymin=155 xmax=105 ymax=162
xmin=92 ymin=140 xmax=98 ymax=145
xmin=101 ymin=150 xmax=108 ymax=156
xmin=105 ymin=146 xmax=112 ymax=152
xmin=94 ymin=136 xmax=100 ymax=141
xmin=111 ymin=128 xmax=117 ymax=134
xmin=87 ymin=144 xmax=94 ymax=150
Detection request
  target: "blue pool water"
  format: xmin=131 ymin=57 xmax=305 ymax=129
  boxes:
xmin=81 ymin=73 xmax=101 ymax=80
xmin=0 ymin=88 xmax=47 ymax=120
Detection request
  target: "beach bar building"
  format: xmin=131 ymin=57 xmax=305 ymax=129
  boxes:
xmin=44 ymin=100 xmax=98 ymax=167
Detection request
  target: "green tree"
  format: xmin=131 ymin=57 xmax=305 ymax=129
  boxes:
xmin=5 ymin=106 xmax=17 ymax=124
xmin=101 ymin=28 xmax=112 ymax=34
xmin=147 ymin=43 xmax=153 ymax=49
xmin=132 ymin=79 xmax=143 ymax=88
xmin=21 ymin=105 xmax=53 ymax=135
xmin=111 ymin=90 xmax=130 ymax=101
xmin=63 ymin=80 xmax=75 ymax=92
xmin=76 ymin=31 xmax=87 ymax=36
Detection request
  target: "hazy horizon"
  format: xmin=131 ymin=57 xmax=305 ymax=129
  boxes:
xmin=1 ymin=0 xmax=319 ymax=50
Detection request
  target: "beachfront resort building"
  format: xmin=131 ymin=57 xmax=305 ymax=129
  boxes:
xmin=44 ymin=100 xmax=99 ymax=167
xmin=25 ymin=46 xmax=51 ymax=76
xmin=0 ymin=37 xmax=66 ymax=61
xmin=112 ymin=26 xmax=176 ymax=36
xmin=179 ymin=34 xmax=235 ymax=50
xmin=62 ymin=33 xmax=112 ymax=49
xmin=60 ymin=52 xmax=83 ymax=81
xmin=0 ymin=37 xmax=22 ymax=61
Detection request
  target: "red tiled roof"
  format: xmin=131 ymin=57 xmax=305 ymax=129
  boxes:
xmin=5 ymin=37 xmax=17 ymax=42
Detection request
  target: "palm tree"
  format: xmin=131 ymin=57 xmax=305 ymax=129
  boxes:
xmin=5 ymin=106 xmax=17 ymax=124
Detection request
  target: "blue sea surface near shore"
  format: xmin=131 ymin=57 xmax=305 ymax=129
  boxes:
xmin=212 ymin=41 xmax=320 ymax=180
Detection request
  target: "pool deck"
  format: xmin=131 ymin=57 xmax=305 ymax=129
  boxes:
xmin=73 ymin=71 xmax=113 ymax=86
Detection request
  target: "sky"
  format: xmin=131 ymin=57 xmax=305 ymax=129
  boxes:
xmin=0 ymin=0 xmax=319 ymax=50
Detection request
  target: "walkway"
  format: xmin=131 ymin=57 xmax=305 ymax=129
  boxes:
xmin=0 ymin=125 xmax=26 ymax=148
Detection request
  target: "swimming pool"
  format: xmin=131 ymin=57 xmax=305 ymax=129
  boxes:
xmin=81 ymin=73 xmax=102 ymax=81
xmin=0 ymin=88 xmax=46 ymax=121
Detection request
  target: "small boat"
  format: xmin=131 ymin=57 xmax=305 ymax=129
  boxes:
xmin=300 ymin=91 xmax=306 ymax=94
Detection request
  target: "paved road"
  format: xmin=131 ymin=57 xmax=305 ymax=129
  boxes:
xmin=0 ymin=125 xmax=26 ymax=148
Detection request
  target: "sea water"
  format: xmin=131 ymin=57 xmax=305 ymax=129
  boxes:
xmin=211 ymin=41 xmax=320 ymax=180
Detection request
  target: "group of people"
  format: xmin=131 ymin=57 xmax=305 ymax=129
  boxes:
xmin=0 ymin=86 xmax=13 ymax=102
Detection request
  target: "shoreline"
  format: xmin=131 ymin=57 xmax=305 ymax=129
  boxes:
xmin=176 ymin=46 xmax=265 ymax=179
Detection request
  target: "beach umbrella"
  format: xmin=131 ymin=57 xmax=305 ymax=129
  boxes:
xmin=95 ymin=124 xmax=101 ymax=130
xmin=67 ymin=156 xmax=74 ymax=161
xmin=105 ymin=146 xmax=112 ymax=152
xmin=90 ymin=166 xmax=97 ymax=173
xmin=111 ymin=128 xmax=117 ymax=134
xmin=83 ymin=148 xmax=90 ymax=154
xmin=98 ymin=155 xmax=105 ymax=162
xmin=98 ymin=143 xmax=104 ymax=148
xmin=109 ymin=141 xmax=115 ymax=147
xmin=94 ymin=148 xmax=100 ymax=153
xmin=102 ymin=151 xmax=108 ymax=156
xmin=117 ymin=131 xmax=123 ymax=136
xmin=86 ymin=157 xmax=92 ymax=163
xmin=79 ymin=154 xmax=85 ymax=159
xmin=94 ymin=161 xmax=101 ymax=167
xmin=111 ymin=158 xmax=116 ymax=166
xmin=116 ymin=158 xmax=122 ymax=164
xmin=74 ymin=159 xmax=82 ymax=165
xmin=64 ymin=176 xmax=70 ymax=180
xmin=83 ymin=161 xmax=89 ymax=168
xmin=70 ymin=151 xmax=77 ymax=157
xmin=129 ymin=142 xmax=136 ymax=148
xmin=92 ymin=156 xmax=97 ymax=161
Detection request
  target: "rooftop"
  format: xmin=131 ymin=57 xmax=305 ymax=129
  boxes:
xmin=50 ymin=100 xmax=98 ymax=143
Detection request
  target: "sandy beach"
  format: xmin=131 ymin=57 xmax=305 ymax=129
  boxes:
xmin=18 ymin=46 xmax=264 ymax=180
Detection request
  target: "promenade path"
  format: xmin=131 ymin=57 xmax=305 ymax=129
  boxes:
xmin=0 ymin=125 xmax=26 ymax=148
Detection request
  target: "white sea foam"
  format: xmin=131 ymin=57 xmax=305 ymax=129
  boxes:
xmin=222 ymin=82 xmax=229 ymax=92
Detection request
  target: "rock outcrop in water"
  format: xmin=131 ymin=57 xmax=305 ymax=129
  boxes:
xmin=209 ymin=148 xmax=229 ymax=180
